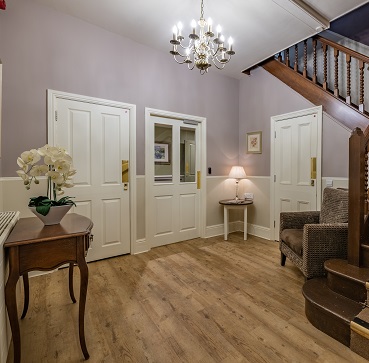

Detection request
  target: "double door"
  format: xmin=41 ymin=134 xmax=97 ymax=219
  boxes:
xmin=146 ymin=113 xmax=203 ymax=247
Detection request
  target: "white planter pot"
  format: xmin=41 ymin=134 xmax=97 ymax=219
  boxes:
xmin=29 ymin=205 xmax=72 ymax=225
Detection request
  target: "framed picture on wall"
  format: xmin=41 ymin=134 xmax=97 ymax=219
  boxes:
xmin=246 ymin=131 xmax=262 ymax=154
xmin=154 ymin=143 xmax=170 ymax=164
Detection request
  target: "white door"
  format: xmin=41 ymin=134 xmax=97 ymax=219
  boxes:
xmin=271 ymin=106 xmax=322 ymax=240
xmin=145 ymin=111 xmax=205 ymax=248
xmin=50 ymin=95 xmax=132 ymax=261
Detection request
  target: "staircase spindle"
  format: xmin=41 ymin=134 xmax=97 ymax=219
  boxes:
xmin=322 ymin=43 xmax=328 ymax=90
xmin=285 ymin=48 xmax=290 ymax=67
xmin=294 ymin=44 xmax=298 ymax=72
xmin=303 ymin=40 xmax=307 ymax=78
xmin=277 ymin=52 xmax=282 ymax=62
xmin=334 ymin=49 xmax=339 ymax=97
xmin=359 ymin=60 xmax=365 ymax=112
xmin=346 ymin=54 xmax=352 ymax=104
xmin=312 ymin=38 xmax=317 ymax=84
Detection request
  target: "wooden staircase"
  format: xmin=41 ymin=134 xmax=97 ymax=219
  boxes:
xmin=245 ymin=34 xmax=369 ymax=358
xmin=303 ymin=260 xmax=369 ymax=347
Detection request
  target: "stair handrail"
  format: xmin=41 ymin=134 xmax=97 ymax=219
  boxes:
xmin=259 ymin=33 xmax=369 ymax=116
xmin=315 ymin=35 xmax=369 ymax=65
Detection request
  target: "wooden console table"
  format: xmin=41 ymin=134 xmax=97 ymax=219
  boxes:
xmin=4 ymin=213 xmax=93 ymax=363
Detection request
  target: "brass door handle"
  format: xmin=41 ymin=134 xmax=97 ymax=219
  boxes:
xmin=122 ymin=160 xmax=129 ymax=183
xmin=310 ymin=157 xmax=316 ymax=179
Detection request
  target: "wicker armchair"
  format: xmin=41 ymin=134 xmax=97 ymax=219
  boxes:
xmin=279 ymin=188 xmax=348 ymax=279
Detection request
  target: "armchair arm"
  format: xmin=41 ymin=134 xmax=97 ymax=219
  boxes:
xmin=280 ymin=211 xmax=320 ymax=234
xmin=302 ymin=223 xmax=348 ymax=278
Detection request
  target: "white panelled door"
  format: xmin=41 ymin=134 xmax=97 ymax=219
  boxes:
xmin=54 ymin=97 xmax=131 ymax=261
xmin=146 ymin=113 xmax=204 ymax=248
xmin=272 ymin=107 xmax=322 ymax=240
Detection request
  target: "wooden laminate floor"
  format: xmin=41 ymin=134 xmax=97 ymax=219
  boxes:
xmin=7 ymin=233 xmax=368 ymax=363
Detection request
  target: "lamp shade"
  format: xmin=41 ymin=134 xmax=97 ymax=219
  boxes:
xmin=228 ymin=166 xmax=246 ymax=179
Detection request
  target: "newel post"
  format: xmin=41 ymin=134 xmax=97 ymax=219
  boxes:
xmin=348 ymin=127 xmax=365 ymax=266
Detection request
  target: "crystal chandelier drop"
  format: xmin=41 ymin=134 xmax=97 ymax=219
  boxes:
xmin=169 ymin=0 xmax=235 ymax=75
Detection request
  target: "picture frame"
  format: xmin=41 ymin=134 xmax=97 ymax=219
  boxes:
xmin=154 ymin=142 xmax=170 ymax=164
xmin=246 ymin=131 xmax=262 ymax=154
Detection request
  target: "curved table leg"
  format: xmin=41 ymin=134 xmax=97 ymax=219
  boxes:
xmin=78 ymin=259 xmax=89 ymax=359
xmin=69 ymin=263 xmax=76 ymax=303
xmin=21 ymin=272 xmax=29 ymax=319
xmin=5 ymin=258 xmax=21 ymax=363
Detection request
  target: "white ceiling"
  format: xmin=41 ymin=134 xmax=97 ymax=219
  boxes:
xmin=31 ymin=0 xmax=369 ymax=79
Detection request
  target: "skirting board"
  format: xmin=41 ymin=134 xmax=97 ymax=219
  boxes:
xmin=133 ymin=223 xmax=271 ymax=254
xmin=206 ymin=222 xmax=271 ymax=240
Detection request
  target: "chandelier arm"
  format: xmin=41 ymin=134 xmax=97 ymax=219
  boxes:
xmin=178 ymin=39 xmax=194 ymax=50
xmin=187 ymin=62 xmax=196 ymax=70
xmin=173 ymin=49 xmax=190 ymax=58
xmin=173 ymin=55 xmax=192 ymax=65
xmin=214 ymin=56 xmax=231 ymax=65
xmin=211 ymin=61 xmax=226 ymax=70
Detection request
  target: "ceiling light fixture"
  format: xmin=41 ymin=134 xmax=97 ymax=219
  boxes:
xmin=170 ymin=0 xmax=235 ymax=75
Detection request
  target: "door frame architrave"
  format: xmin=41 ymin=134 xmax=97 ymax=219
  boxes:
xmin=47 ymin=89 xmax=137 ymax=254
xmin=270 ymin=105 xmax=322 ymax=240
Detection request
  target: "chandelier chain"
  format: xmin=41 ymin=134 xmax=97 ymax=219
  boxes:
xmin=200 ymin=0 xmax=204 ymax=19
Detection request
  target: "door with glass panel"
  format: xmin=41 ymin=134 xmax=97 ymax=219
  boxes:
xmin=146 ymin=114 xmax=201 ymax=247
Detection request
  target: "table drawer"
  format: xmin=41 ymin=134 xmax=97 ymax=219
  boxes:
xmin=19 ymin=238 xmax=77 ymax=273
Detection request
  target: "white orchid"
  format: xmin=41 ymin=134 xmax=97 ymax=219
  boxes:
xmin=17 ymin=144 xmax=76 ymax=203
xmin=29 ymin=164 xmax=49 ymax=177
xmin=19 ymin=149 xmax=41 ymax=165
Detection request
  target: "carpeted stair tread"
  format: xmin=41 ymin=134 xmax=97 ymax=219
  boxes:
xmin=303 ymin=278 xmax=363 ymax=346
xmin=303 ymin=278 xmax=363 ymax=321
xmin=324 ymin=259 xmax=369 ymax=302
xmin=325 ymin=259 xmax=369 ymax=283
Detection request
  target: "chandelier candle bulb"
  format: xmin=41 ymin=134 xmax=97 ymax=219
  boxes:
xmin=177 ymin=22 xmax=183 ymax=37
xmin=191 ymin=19 xmax=197 ymax=34
xmin=207 ymin=17 xmax=212 ymax=33
xmin=228 ymin=37 xmax=233 ymax=52
xmin=172 ymin=26 xmax=178 ymax=41
xmin=216 ymin=25 xmax=221 ymax=38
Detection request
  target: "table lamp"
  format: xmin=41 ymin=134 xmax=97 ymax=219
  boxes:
xmin=228 ymin=166 xmax=247 ymax=201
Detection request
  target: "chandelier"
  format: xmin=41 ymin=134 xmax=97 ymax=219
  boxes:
xmin=169 ymin=0 xmax=235 ymax=75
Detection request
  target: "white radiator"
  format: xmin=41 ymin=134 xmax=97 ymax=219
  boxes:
xmin=0 ymin=211 xmax=19 ymax=363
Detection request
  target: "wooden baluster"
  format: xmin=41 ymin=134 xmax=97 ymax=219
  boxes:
xmin=303 ymin=40 xmax=308 ymax=78
xmin=277 ymin=52 xmax=282 ymax=62
xmin=334 ymin=48 xmax=339 ymax=97
xmin=359 ymin=60 xmax=365 ymax=112
xmin=322 ymin=43 xmax=328 ymax=90
xmin=285 ymin=48 xmax=290 ymax=67
xmin=312 ymin=38 xmax=317 ymax=84
xmin=346 ymin=54 xmax=351 ymax=104
xmin=294 ymin=44 xmax=298 ymax=72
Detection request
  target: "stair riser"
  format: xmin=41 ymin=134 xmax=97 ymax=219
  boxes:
xmin=327 ymin=272 xmax=367 ymax=303
xmin=361 ymin=247 xmax=369 ymax=268
xmin=305 ymin=299 xmax=351 ymax=346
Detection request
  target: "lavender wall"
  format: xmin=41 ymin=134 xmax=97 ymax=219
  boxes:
xmin=0 ymin=0 xmax=239 ymax=177
xmin=239 ymin=67 xmax=350 ymax=177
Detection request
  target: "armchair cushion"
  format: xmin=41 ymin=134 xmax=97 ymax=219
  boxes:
xmin=280 ymin=229 xmax=303 ymax=256
xmin=319 ymin=187 xmax=348 ymax=224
